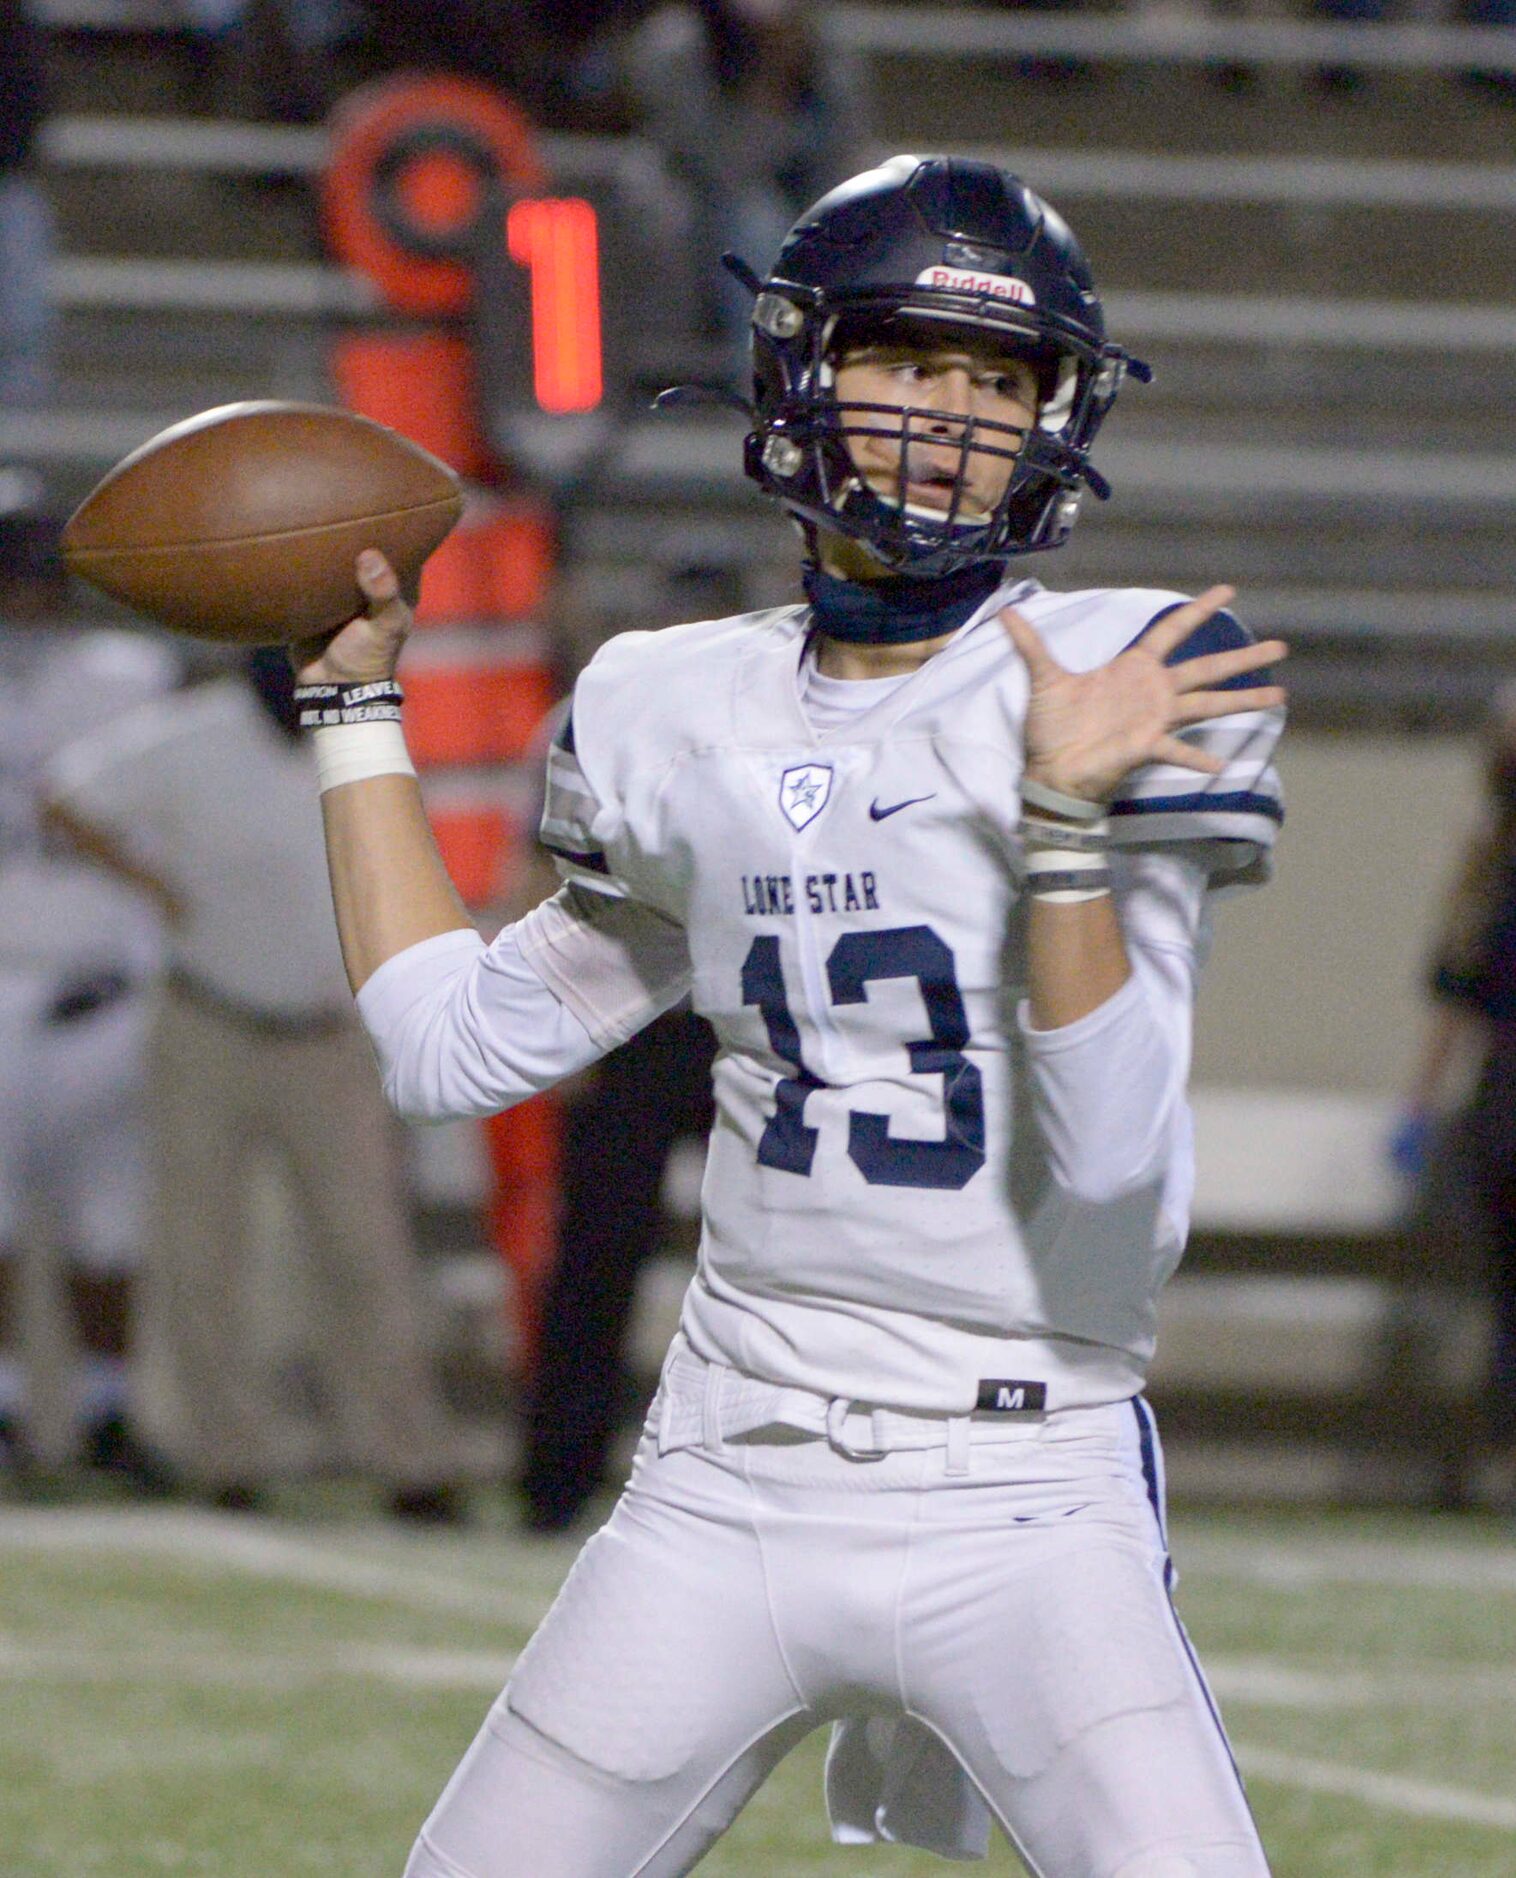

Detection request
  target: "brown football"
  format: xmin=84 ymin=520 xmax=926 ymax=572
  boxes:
xmin=62 ymin=401 xmax=464 ymax=646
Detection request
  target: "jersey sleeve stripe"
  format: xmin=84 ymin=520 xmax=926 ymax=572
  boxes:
xmin=540 ymin=744 xmax=602 ymax=853
xmin=541 ymin=841 xmax=611 ymax=876
xmin=1110 ymin=788 xmax=1283 ymax=825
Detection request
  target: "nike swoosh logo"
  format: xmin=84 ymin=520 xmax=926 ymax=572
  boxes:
xmin=869 ymin=794 xmax=935 ymax=821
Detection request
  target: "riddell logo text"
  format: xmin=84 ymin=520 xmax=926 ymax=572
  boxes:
xmin=917 ymin=266 xmax=1037 ymax=307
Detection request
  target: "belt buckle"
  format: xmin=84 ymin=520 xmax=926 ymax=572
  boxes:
xmin=825 ymin=1396 xmax=889 ymax=1462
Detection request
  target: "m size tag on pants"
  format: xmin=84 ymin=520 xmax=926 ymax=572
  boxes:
xmin=975 ymin=1380 xmax=1047 ymax=1413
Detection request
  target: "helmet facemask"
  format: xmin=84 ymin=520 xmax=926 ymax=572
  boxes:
xmin=820 ymin=312 xmax=1062 ymax=571
xmin=752 ymin=294 xmax=1136 ymax=578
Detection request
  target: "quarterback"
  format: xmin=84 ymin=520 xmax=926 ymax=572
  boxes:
xmin=299 ymin=157 xmax=1286 ymax=1876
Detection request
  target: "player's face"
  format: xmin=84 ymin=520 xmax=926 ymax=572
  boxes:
xmin=831 ymin=339 xmax=1040 ymax=523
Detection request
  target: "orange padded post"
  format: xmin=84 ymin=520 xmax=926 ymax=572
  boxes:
xmin=403 ymin=663 xmax=556 ymax=767
xmin=415 ymin=507 xmax=555 ymax=626
xmin=330 ymin=331 xmax=490 ymax=480
xmin=324 ymin=77 xmax=565 ymax=1383
xmin=424 ymin=803 xmax=516 ymax=908
xmin=481 ymin=1096 xmax=561 ymax=1370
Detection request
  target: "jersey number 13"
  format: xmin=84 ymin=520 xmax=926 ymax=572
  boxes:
xmin=740 ymin=926 xmax=986 ymax=1191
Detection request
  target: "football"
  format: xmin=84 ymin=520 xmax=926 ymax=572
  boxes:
xmin=61 ymin=401 xmax=464 ymax=646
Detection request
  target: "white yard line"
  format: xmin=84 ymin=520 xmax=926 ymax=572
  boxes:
xmin=1210 ymin=1657 xmax=1516 ymax=1709
xmin=1237 ymin=1744 xmax=1516 ymax=1831
xmin=10 ymin=1630 xmax=1507 ymax=1714
xmin=0 ymin=1635 xmax=516 ymax=1692
xmin=9 ymin=1507 xmax=1515 ymax=1603
xmin=1174 ymin=1531 xmax=1516 ymax=1595
xmin=8 ymin=1507 xmax=1516 ymax=1607
xmin=0 ymin=1509 xmax=558 ymax=1630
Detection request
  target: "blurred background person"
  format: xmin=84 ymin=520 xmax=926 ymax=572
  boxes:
xmin=0 ymin=1 xmax=56 ymax=412
xmin=176 ymin=0 xmax=356 ymax=122
xmin=618 ymin=0 xmax=864 ymax=377
xmin=46 ymin=649 xmax=463 ymax=1522
xmin=1392 ymin=685 xmax=1516 ymax=1513
xmin=0 ymin=477 xmax=177 ymax=1488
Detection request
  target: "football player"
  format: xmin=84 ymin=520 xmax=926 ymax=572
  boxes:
xmin=297 ymin=156 xmax=1286 ymax=1876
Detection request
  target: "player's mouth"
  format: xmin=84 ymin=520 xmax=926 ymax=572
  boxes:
xmin=903 ymin=469 xmax=962 ymax=510
xmin=852 ymin=455 xmax=994 ymax=524
xmin=896 ymin=468 xmax=991 ymax=521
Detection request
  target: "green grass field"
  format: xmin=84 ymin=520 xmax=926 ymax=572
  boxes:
xmin=1 ymin=1499 xmax=1512 ymax=1875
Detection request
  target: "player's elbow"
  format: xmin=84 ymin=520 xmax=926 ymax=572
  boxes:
xmin=374 ymin=1021 xmax=535 ymax=1124
xmin=378 ymin=1060 xmax=466 ymax=1125
xmin=382 ymin=1073 xmax=524 ymax=1127
xmin=1050 ymin=1131 xmax=1172 ymax=1206
xmin=1024 ymin=1006 xmax=1189 ymax=1203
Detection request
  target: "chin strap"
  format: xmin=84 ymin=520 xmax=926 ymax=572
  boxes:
xmin=802 ymin=561 xmax=1006 ymax=647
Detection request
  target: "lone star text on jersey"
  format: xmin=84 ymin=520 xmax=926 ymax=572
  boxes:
xmin=741 ymin=870 xmax=882 ymax=917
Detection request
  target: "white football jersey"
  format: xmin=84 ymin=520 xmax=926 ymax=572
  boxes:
xmin=540 ymin=578 xmax=1283 ymax=1413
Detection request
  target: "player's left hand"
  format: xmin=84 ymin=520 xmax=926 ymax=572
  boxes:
xmin=1001 ymin=584 xmax=1287 ymax=806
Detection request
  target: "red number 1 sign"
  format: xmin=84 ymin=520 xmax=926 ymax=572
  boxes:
xmin=506 ymin=198 xmax=603 ymax=415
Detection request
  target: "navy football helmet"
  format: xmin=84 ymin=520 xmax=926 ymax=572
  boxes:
xmin=740 ymin=155 xmax=1149 ymax=576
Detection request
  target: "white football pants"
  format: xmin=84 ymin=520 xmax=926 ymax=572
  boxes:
xmin=406 ymin=1371 xmax=1269 ymax=1878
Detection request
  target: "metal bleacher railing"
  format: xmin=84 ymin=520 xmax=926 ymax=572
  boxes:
xmin=827 ymin=3 xmax=1516 ymax=75
xmin=20 ymin=114 xmax=1516 ymax=457
xmin=32 ymin=0 xmax=1516 ymax=74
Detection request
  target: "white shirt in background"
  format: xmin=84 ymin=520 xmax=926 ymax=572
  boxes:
xmin=49 ymin=677 xmax=351 ymax=1020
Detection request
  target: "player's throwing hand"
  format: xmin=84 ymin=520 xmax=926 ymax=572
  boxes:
xmin=290 ymin=550 xmax=413 ymax=689
xmin=1001 ymin=584 xmax=1287 ymax=806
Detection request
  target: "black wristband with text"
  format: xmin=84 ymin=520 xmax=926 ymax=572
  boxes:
xmin=292 ymin=679 xmax=404 ymax=730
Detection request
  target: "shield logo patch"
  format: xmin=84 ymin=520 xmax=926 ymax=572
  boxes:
xmin=779 ymin=762 xmax=833 ymax=832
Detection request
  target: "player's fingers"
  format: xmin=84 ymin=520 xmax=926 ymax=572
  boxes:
xmin=1138 ymin=584 xmax=1237 ymax=663
xmin=287 ymin=554 xmax=409 ymax=684
xmin=356 ymin=548 xmax=403 ymax=613
xmin=1000 ymin=606 xmax=1066 ymax=684
xmin=1170 ymin=639 xmax=1288 ymax=692
xmin=1149 ymin=733 xmax=1227 ymax=775
xmin=1170 ymin=685 xmax=1287 ymax=725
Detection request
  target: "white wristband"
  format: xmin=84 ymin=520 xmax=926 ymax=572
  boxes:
xmin=1020 ymin=775 xmax=1106 ymax=823
xmin=312 ymin=720 xmax=416 ymax=794
xmin=1023 ymin=846 xmax=1112 ymax=902
xmin=1024 ymin=846 xmax=1106 ymax=874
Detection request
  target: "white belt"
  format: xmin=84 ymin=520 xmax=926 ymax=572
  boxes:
xmin=655 ymin=1345 xmax=1045 ymax=1476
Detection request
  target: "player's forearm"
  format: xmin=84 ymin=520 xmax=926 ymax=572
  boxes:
xmin=319 ymin=773 xmax=475 ymax=993
xmin=1024 ymin=895 xmax=1131 ymax=1029
xmin=1018 ymin=783 xmax=1131 ymax=1028
xmin=1018 ymin=852 xmax=1204 ymax=1201
xmin=1020 ymin=946 xmax=1191 ymax=1202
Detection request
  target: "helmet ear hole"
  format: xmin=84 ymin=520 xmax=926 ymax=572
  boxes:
xmin=1037 ymin=356 xmax=1079 ymax=435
